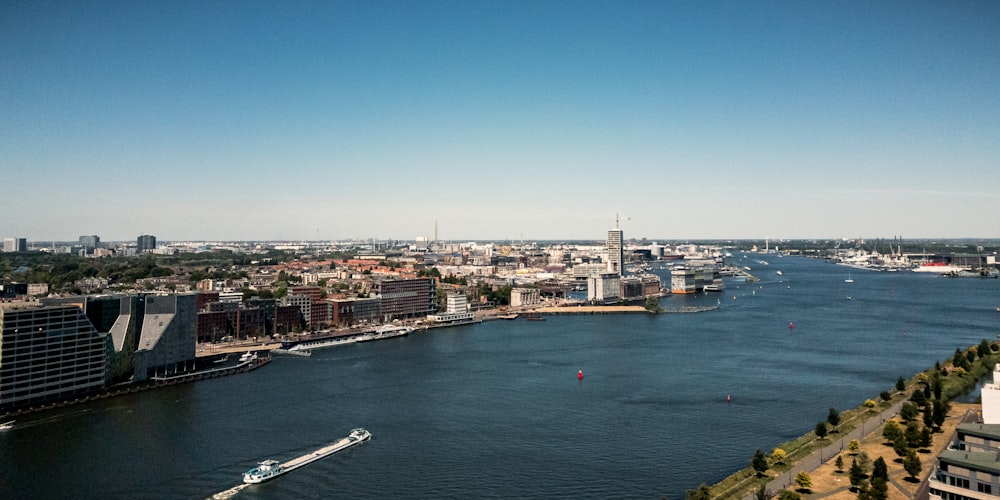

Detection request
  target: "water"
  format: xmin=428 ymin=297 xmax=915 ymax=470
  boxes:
xmin=2 ymin=255 xmax=998 ymax=499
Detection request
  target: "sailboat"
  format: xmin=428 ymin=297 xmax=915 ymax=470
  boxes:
xmin=845 ymin=271 xmax=854 ymax=283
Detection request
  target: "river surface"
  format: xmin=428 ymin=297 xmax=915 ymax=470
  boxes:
xmin=3 ymin=254 xmax=999 ymax=499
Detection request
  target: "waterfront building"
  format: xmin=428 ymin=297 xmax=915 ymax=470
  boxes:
xmin=283 ymin=294 xmax=313 ymax=327
xmin=372 ymin=277 xmax=436 ymax=322
xmin=132 ymin=293 xmax=197 ymax=381
xmin=607 ymin=228 xmax=624 ymax=276
xmin=510 ymin=288 xmax=541 ymax=309
xmin=427 ymin=293 xmax=474 ymax=324
xmin=137 ymin=234 xmax=157 ymax=253
xmin=587 ymin=272 xmax=621 ymax=304
xmin=620 ymin=276 xmax=646 ymax=300
xmin=671 ymin=268 xmax=697 ymax=294
xmin=572 ymin=263 xmax=606 ymax=280
xmin=331 ymin=297 xmax=380 ymax=328
xmin=670 ymin=267 xmax=721 ymax=294
xmin=929 ymin=423 xmax=1000 ymax=499
xmin=3 ymin=238 xmax=27 ymax=253
xmin=984 ymin=364 xmax=1000 ymax=424
xmin=0 ymin=305 xmax=108 ymax=411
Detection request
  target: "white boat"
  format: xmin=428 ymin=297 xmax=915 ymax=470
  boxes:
xmin=360 ymin=325 xmax=413 ymax=342
xmin=287 ymin=334 xmax=363 ymax=352
xmin=243 ymin=428 xmax=371 ymax=484
xmin=845 ymin=272 xmax=854 ymax=283
xmin=776 ymin=270 xmax=783 ymax=276
xmin=0 ymin=420 xmax=14 ymax=431
xmin=238 ymin=351 xmax=257 ymax=364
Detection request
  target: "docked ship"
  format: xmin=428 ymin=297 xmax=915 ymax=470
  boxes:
xmin=912 ymin=261 xmax=968 ymax=274
xmin=243 ymin=428 xmax=371 ymax=484
xmin=359 ymin=325 xmax=413 ymax=342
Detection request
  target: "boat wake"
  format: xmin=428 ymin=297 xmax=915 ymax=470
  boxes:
xmin=209 ymin=483 xmax=248 ymax=499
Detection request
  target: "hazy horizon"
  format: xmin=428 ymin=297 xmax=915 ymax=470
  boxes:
xmin=3 ymin=2 xmax=998 ymax=241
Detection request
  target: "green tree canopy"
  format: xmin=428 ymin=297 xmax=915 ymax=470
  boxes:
xmin=827 ymin=407 xmax=840 ymax=427
xmin=751 ymin=449 xmax=768 ymax=476
xmin=815 ymin=421 xmax=828 ymax=439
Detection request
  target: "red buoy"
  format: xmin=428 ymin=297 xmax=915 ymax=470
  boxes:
xmin=578 ymin=370 xmax=584 ymax=380
xmin=727 ymin=394 xmax=731 ymax=403
xmin=789 ymin=322 xmax=795 ymax=329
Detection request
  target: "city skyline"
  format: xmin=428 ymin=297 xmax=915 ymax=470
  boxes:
xmin=3 ymin=2 xmax=999 ymax=241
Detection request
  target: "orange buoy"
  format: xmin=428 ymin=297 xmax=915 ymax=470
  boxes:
xmin=578 ymin=370 xmax=584 ymax=380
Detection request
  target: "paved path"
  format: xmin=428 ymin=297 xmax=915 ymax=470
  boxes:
xmin=743 ymin=400 xmax=905 ymax=499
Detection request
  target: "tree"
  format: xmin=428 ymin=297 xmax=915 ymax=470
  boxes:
xmin=933 ymin=400 xmax=951 ymax=430
xmin=953 ymin=348 xmax=970 ymax=370
xmin=771 ymin=447 xmax=787 ymax=464
xmin=872 ymin=457 xmax=888 ymax=482
xmin=827 ymin=407 xmax=841 ymax=427
xmin=893 ymin=436 xmax=909 ymax=459
xmin=900 ymin=402 xmax=919 ymax=422
xmin=923 ymin=402 xmax=934 ymax=428
xmin=815 ymin=421 xmax=828 ymax=439
xmin=777 ymin=491 xmax=801 ymax=500
xmin=870 ymin=477 xmax=888 ymax=500
xmin=903 ymin=450 xmax=922 ymax=479
xmin=685 ymin=484 xmax=711 ymax=500
xmin=751 ymin=449 xmax=768 ymax=476
xmin=910 ymin=388 xmax=927 ymax=407
xmin=848 ymin=439 xmax=861 ymax=455
xmin=794 ymin=471 xmax=812 ymax=492
xmin=849 ymin=458 xmax=866 ymax=489
xmin=882 ymin=420 xmax=901 ymax=442
xmin=855 ymin=480 xmax=871 ymax=499
xmin=644 ymin=296 xmax=663 ymax=313
xmin=880 ymin=391 xmax=892 ymax=402
xmin=754 ymin=485 xmax=771 ymax=500
xmin=978 ymin=339 xmax=991 ymax=359
xmin=896 ymin=376 xmax=906 ymax=391
xmin=919 ymin=427 xmax=933 ymax=448
xmin=905 ymin=421 xmax=922 ymax=448
xmin=835 ymin=455 xmax=844 ymax=472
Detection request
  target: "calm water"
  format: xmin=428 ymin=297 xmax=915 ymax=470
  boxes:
xmin=3 ymin=255 xmax=999 ymax=499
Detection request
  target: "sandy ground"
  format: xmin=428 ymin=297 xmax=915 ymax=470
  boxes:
xmin=778 ymin=402 xmax=976 ymax=499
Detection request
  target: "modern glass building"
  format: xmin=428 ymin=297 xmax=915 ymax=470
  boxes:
xmin=0 ymin=305 xmax=108 ymax=411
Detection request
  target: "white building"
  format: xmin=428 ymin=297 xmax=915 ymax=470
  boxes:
xmin=510 ymin=288 xmax=541 ymax=309
xmin=587 ymin=272 xmax=621 ymax=304
xmin=606 ymin=228 xmax=623 ymax=275
xmin=427 ymin=294 xmax=474 ymax=324
xmin=982 ymin=364 xmax=1000 ymax=424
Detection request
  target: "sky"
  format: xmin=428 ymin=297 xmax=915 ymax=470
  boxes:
xmin=2 ymin=1 xmax=999 ymax=242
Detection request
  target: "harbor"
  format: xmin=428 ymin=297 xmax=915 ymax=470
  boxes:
xmin=2 ymin=255 xmax=998 ymax=499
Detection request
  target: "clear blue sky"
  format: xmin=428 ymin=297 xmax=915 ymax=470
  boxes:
xmin=3 ymin=1 xmax=998 ymax=242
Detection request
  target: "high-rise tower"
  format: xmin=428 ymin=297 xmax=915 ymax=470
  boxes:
xmin=606 ymin=216 xmax=624 ymax=276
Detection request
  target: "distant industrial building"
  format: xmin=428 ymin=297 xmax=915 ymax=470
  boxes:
xmin=79 ymin=235 xmax=100 ymax=251
xmin=3 ymin=238 xmax=27 ymax=253
xmin=137 ymin=234 xmax=157 ymax=253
